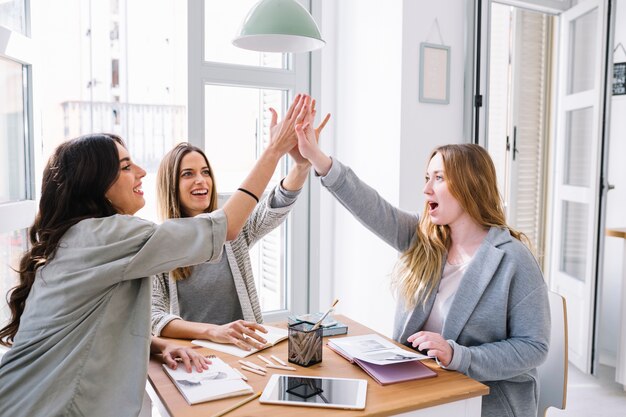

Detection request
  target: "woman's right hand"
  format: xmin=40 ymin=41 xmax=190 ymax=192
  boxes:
xmin=207 ymin=320 xmax=268 ymax=351
xmin=267 ymin=94 xmax=309 ymax=157
xmin=295 ymin=106 xmax=332 ymax=176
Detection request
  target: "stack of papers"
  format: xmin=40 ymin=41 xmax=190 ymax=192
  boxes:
xmin=162 ymin=357 xmax=253 ymax=404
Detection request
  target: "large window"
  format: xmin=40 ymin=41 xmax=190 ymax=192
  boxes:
xmin=22 ymin=1 xmax=309 ymax=322
xmin=189 ymin=0 xmax=311 ymax=319
xmin=0 ymin=4 xmax=34 ymax=340
xmin=33 ymin=0 xmax=187 ymax=223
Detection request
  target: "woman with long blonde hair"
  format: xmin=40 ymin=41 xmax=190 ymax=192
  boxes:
xmin=296 ymin=122 xmax=549 ymax=417
xmin=150 ymin=95 xmax=330 ymax=351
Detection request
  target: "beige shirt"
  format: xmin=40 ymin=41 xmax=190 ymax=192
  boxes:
xmin=422 ymin=260 xmax=472 ymax=334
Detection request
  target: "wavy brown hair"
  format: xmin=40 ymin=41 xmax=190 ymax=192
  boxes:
xmin=156 ymin=142 xmax=218 ymax=280
xmin=0 ymin=134 xmax=124 ymax=346
xmin=392 ymin=144 xmax=527 ymax=309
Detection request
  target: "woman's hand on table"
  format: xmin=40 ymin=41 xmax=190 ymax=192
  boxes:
xmin=207 ymin=320 xmax=268 ymax=351
xmin=160 ymin=342 xmax=212 ymax=373
xmin=406 ymin=331 xmax=453 ymax=367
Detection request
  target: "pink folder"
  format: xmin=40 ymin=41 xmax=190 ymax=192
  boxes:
xmin=353 ymin=357 xmax=437 ymax=386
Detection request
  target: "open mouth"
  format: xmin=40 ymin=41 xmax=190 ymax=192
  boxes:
xmin=191 ymin=189 xmax=208 ymax=196
xmin=133 ymin=184 xmax=143 ymax=195
xmin=428 ymin=202 xmax=438 ymax=211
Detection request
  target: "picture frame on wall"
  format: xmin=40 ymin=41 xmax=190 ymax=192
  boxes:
xmin=419 ymin=42 xmax=450 ymax=104
xmin=613 ymin=62 xmax=626 ymax=96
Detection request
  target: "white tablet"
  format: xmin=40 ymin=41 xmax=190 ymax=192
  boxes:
xmin=260 ymin=374 xmax=367 ymax=410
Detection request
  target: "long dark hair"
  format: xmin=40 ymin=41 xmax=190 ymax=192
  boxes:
xmin=0 ymin=134 xmax=124 ymax=346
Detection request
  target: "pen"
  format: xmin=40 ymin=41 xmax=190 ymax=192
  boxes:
xmin=311 ymin=298 xmax=339 ymax=330
xmin=270 ymin=355 xmax=288 ymax=366
xmin=238 ymin=360 xmax=266 ymax=372
xmin=240 ymin=365 xmax=266 ymax=376
xmin=210 ymin=391 xmax=262 ymax=417
xmin=257 ymin=355 xmax=274 ymax=366
xmin=266 ymin=363 xmax=297 ymax=371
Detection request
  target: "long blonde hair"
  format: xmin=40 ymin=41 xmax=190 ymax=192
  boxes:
xmin=392 ymin=144 xmax=526 ymax=309
xmin=156 ymin=142 xmax=218 ymax=280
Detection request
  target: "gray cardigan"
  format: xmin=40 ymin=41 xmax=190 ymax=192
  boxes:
xmin=0 ymin=212 xmax=226 ymax=417
xmin=151 ymin=184 xmax=298 ymax=335
xmin=321 ymin=159 xmax=550 ymax=417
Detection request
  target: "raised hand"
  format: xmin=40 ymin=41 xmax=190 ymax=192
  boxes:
xmin=267 ymin=94 xmax=308 ymax=156
xmin=288 ymin=99 xmax=330 ymax=167
xmin=295 ymin=102 xmax=332 ymax=176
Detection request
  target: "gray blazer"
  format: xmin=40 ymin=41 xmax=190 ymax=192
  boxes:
xmin=0 ymin=212 xmax=227 ymax=417
xmin=321 ymin=159 xmax=550 ymax=417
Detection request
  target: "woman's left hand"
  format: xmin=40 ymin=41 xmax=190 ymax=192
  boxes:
xmin=161 ymin=343 xmax=211 ymax=373
xmin=406 ymin=331 xmax=453 ymax=367
xmin=287 ymin=99 xmax=330 ymax=167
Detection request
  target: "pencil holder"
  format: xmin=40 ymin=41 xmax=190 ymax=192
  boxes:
xmin=288 ymin=323 xmax=323 ymax=367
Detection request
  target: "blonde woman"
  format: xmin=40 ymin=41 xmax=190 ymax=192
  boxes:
xmin=296 ymin=121 xmax=549 ymax=417
xmin=151 ymin=95 xmax=329 ymax=351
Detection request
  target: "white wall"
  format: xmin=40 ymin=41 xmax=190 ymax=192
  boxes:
xmin=316 ymin=0 xmax=468 ymax=337
xmin=599 ymin=0 xmax=626 ymax=367
xmin=399 ymin=0 xmax=469 ymax=211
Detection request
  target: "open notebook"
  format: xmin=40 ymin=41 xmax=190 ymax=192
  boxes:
xmin=192 ymin=325 xmax=288 ymax=358
xmin=162 ymin=357 xmax=253 ymax=405
xmin=327 ymin=334 xmax=436 ymax=385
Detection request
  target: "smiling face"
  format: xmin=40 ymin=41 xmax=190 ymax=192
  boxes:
xmin=423 ymin=152 xmax=469 ymax=228
xmin=104 ymin=142 xmax=146 ymax=215
xmin=178 ymin=151 xmax=214 ymax=217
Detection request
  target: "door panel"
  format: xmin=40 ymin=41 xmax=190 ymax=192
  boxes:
xmin=550 ymin=0 xmax=608 ymax=373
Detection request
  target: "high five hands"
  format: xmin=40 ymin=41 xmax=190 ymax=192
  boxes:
xmin=269 ymin=94 xmax=331 ymax=171
xmin=294 ymin=98 xmax=332 ymax=176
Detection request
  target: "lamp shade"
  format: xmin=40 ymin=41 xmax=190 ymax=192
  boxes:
xmin=232 ymin=0 xmax=325 ymax=53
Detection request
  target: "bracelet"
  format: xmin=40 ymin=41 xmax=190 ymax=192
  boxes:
xmin=237 ymin=187 xmax=259 ymax=203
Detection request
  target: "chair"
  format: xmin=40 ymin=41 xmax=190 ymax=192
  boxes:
xmin=536 ymin=291 xmax=568 ymax=417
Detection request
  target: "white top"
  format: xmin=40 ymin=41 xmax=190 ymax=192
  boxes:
xmin=421 ymin=259 xmax=472 ymax=334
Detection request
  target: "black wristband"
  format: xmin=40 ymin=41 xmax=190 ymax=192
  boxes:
xmin=237 ymin=187 xmax=259 ymax=203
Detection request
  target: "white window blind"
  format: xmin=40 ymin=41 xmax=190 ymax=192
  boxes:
xmin=487 ymin=4 xmax=553 ymax=262
xmin=510 ymin=8 xmax=552 ymax=256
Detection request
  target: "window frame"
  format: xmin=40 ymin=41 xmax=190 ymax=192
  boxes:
xmin=187 ymin=0 xmax=311 ymax=322
xmin=0 ymin=3 xmax=35 ymax=355
xmin=0 ymin=25 xmax=35 ymax=235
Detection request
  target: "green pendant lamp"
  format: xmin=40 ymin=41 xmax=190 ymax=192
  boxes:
xmin=232 ymin=0 xmax=325 ymax=53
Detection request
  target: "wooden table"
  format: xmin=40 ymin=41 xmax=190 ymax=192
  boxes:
xmin=146 ymin=315 xmax=489 ymax=417
xmin=606 ymin=228 xmax=626 ymax=389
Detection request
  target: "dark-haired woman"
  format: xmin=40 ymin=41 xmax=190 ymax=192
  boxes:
xmin=0 ymin=95 xmax=306 ymax=417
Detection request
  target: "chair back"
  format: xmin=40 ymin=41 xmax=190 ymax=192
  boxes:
xmin=536 ymin=291 xmax=568 ymax=417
